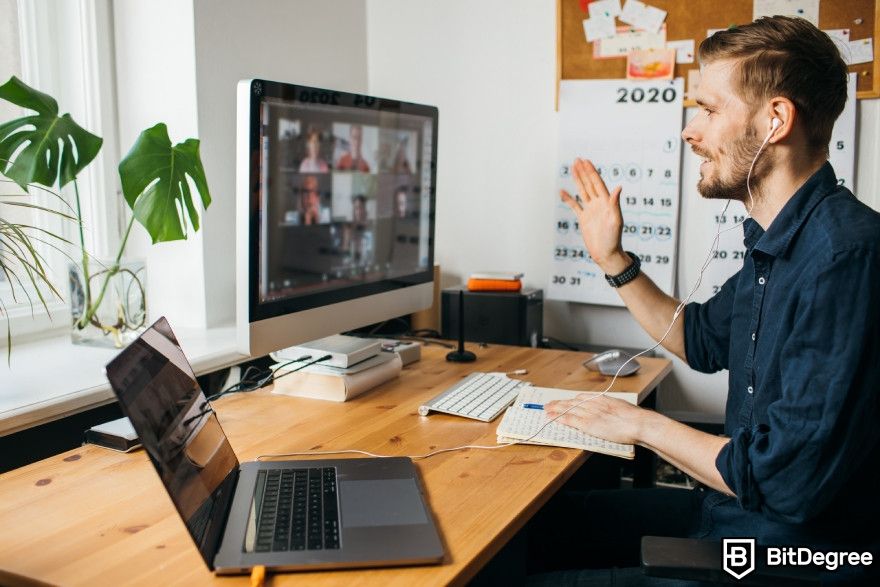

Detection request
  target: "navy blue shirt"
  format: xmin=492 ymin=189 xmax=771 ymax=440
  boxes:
xmin=684 ymin=163 xmax=880 ymax=550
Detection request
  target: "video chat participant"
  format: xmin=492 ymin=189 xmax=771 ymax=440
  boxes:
xmin=527 ymin=16 xmax=880 ymax=585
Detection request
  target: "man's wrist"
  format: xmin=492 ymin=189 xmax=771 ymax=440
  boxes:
xmin=634 ymin=408 xmax=667 ymax=449
xmin=597 ymin=250 xmax=631 ymax=276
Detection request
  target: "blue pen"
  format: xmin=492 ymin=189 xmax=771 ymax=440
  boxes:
xmin=522 ymin=403 xmax=544 ymax=410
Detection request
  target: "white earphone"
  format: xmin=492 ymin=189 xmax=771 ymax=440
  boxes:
xmin=770 ymin=117 xmax=782 ymax=133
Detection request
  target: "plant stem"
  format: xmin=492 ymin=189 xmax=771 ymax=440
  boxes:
xmin=72 ymin=179 xmax=92 ymax=328
xmin=82 ymin=215 xmax=135 ymax=325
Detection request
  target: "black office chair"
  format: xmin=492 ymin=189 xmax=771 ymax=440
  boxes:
xmin=641 ymin=536 xmax=821 ymax=586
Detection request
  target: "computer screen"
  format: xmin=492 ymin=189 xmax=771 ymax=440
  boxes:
xmin=236 ymin=80 xmax=438 ymax=356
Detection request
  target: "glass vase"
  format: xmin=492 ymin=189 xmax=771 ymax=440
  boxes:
xmin=69 ymin=259 xmax=147 ymax=348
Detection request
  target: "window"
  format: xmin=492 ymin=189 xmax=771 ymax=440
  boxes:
xmin=0 ymin=0 xmax=123 ymax=343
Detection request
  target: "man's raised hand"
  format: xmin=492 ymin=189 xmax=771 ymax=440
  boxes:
xmin=560 ymin=158 xmax=629 ymax=275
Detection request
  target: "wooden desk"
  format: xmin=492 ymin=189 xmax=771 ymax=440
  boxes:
xmin=0 ymin=344 xmax=671 ymax=586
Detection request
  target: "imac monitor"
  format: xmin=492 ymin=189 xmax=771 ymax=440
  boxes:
xmin=236 ymin=80 xmax=438 ymax=356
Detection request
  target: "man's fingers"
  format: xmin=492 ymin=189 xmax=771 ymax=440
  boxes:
xmin=572 ymin=159 xmax=595 ymax=202
xmin=584 ymin=160 xmax=612 ymax=199
xmin=560 ymin=189 xmax=582 ymax=212
xmin=546 ymin=401 xmax=593 ymax=419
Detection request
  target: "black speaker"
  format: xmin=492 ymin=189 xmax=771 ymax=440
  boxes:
xmin=441 ymin=287 xmax=543 ymax=347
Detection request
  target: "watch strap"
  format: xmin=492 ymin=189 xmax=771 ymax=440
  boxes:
xmin=605 ymin=251 xmax=641 ymax=288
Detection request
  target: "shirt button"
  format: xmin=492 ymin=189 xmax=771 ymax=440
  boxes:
xmin=758 ymin=277 xmax=766 ymax=285
xmin=751 ymin=332 xmax=756 ymax=341
xmin=747 ymin=386 xmax=754 ymax=394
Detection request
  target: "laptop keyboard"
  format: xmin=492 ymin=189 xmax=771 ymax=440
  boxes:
xmin=254 ymin=467 xmax=340 ymax=552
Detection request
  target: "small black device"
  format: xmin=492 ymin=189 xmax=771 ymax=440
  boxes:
xmin=441 ymin=287 xmax=543 ymax=347
xmin=446 ymin=289 xmax=476 ymax=362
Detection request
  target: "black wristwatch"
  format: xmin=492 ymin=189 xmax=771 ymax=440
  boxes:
xmin=604 ymin=251 xmax=641 ymax=288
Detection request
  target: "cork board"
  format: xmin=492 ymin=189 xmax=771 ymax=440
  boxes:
xmin=557 ymin=0 xmax=880 ymax=107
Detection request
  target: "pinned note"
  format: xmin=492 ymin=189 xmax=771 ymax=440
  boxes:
xmin=847 ymin=37 xmax=874 ymax=65
xmin=594 ymin=25 xmax=666 ymax=59
xmin=753 ymin=0 xmax=819 ymax=27
xmin=666 ymin=39 xmax=695 ymax=64
xmin=588 ymin=0 xmax=622 ymax=20
xmin=823 ymin=29 xmax=853 ymax=63
xmin=583 ymin=16 xmax=617 ymax=42
xmin=619 ymin=0 xmax=667 ymax=35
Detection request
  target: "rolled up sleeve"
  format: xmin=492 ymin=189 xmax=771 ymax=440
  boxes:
xmin=715 ymin=248 xmax=880 ymax=523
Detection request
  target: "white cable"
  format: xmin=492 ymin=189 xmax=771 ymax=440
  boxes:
xmin=257 ymin=135 xmax=775 ymax=463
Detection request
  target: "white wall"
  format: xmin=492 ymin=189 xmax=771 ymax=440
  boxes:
xmin=366 ymin=0 xmax=880 ymax=420
xmin=114 ymin=0 xmax=205 ymax=329
xmin=114 ymin=0 xmax=369 ymax=329
xmin=191 ymin=0 xmax=370 ymax=327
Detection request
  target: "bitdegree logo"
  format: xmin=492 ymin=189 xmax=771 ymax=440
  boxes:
xmin=723 ymin=538 xmax=755 ymax=580
xmin=767 ymin=547 xmax=873 ymax=572
xmin=722 ymin=538 xmax=874 ymax=580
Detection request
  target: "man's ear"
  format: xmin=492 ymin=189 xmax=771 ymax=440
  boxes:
xmin=767 ymin=97 xmax=796 ymax=142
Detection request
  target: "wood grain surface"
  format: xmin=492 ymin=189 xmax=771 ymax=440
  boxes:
xmin=0 ymin=344 xmax=671 ymax=586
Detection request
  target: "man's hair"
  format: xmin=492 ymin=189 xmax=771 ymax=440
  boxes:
xmin=699 ymin=16 xmax=847 ymax=156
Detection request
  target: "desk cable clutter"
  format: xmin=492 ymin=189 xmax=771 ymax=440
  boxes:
xmin=257 ymin=195 xmax=741 ymax=463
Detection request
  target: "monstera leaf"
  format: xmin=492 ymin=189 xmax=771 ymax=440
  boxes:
xmin=0 ymin=76 xmax=103 ymax=190
xmin=118 ymin=123 xmax=211 ymax=243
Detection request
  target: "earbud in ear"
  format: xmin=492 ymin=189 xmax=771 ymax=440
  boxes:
xmin=771 ymin=118 xmax=782 ymax=131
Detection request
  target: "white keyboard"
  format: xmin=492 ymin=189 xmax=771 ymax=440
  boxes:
xmin=418 ymin=372 xmax=531 ymax=422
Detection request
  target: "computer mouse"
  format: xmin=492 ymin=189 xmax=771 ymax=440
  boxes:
xmin=583 ymin=349 xmax=640 ymax=376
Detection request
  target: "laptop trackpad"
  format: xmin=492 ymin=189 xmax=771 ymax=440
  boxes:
xmin=340 ymin=479 xmax=428 ymax=528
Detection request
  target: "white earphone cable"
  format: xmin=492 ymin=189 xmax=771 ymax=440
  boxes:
xmin=257 ymin=126 xmax=776 ymax=463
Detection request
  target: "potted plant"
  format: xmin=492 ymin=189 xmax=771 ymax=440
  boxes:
xmin=0 ymin=75 xmax=211 ymax=350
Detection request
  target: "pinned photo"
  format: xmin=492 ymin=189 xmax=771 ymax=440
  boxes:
xmin=626 ymin=48 xmax=675 ymax=80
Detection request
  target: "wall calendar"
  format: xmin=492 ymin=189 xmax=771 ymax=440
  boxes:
xmin=550 ymin=78 xmax=684 ymax=306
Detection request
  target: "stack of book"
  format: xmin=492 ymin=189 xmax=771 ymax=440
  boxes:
xmin=271 ymin=335 xmax=402 ymax=402
xmin=467 ymin=271 xmax=523 ymax=292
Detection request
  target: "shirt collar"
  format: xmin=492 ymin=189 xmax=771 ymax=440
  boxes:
xmin=750 ymin=162 xmax=838 ymax=258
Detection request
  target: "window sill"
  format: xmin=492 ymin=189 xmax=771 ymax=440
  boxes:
xmin=0 ymin=325 xmax=247 ymax=436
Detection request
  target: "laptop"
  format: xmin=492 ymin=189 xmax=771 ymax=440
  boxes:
xmin=105 ymin=317 xmax=444 ymax=574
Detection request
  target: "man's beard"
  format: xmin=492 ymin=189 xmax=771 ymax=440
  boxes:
xmin=696 ymin=126 xmax=771 ymax=202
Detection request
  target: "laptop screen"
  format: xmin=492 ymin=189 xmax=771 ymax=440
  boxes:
xmin=105 ymin=317 xmax=239 ymax=568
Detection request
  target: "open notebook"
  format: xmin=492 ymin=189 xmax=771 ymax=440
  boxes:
xmin=495 ymin=387 xmax=636 ymax=459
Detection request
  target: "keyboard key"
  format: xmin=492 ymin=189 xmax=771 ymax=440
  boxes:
xmin=419 ymin=372 xmax=529 ymax=421
xmin=250 ymin=466 xmax=340 ymax=553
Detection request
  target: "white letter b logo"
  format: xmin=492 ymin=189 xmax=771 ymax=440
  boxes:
xmin=723 ymin=538 xmax=756 ymax=580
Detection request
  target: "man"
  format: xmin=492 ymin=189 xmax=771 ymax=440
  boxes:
xmin=394 ymin=186 xmax=409 ymax=219
xmin=299 ymin=175 xmax=328 ymax=225
xmin=336 ymin=124 xmax=371 ymax=172
xmin=529 ymin=16 xmax=880 ymax=585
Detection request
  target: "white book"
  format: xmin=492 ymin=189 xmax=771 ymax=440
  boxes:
xmin=495 ymin=386 xmax=636 ymax=459
xmin=272 ymin=354 xmax=402 ymax=402
xmin=273 ymin=334 xmax=381 ymax=368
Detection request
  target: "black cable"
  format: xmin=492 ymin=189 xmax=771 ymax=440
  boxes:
xmin=409 ymin=328 xmax=442 ymax=338
xmin=206 ymin=354 xmax=322 ymax=402
xmin=540 ymin=336 xmax=580 ymax=351
xmin=269 ymin=353 xmax=333 ymax=384
xmin=400 ymin=335 xmax=454 ymax=349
